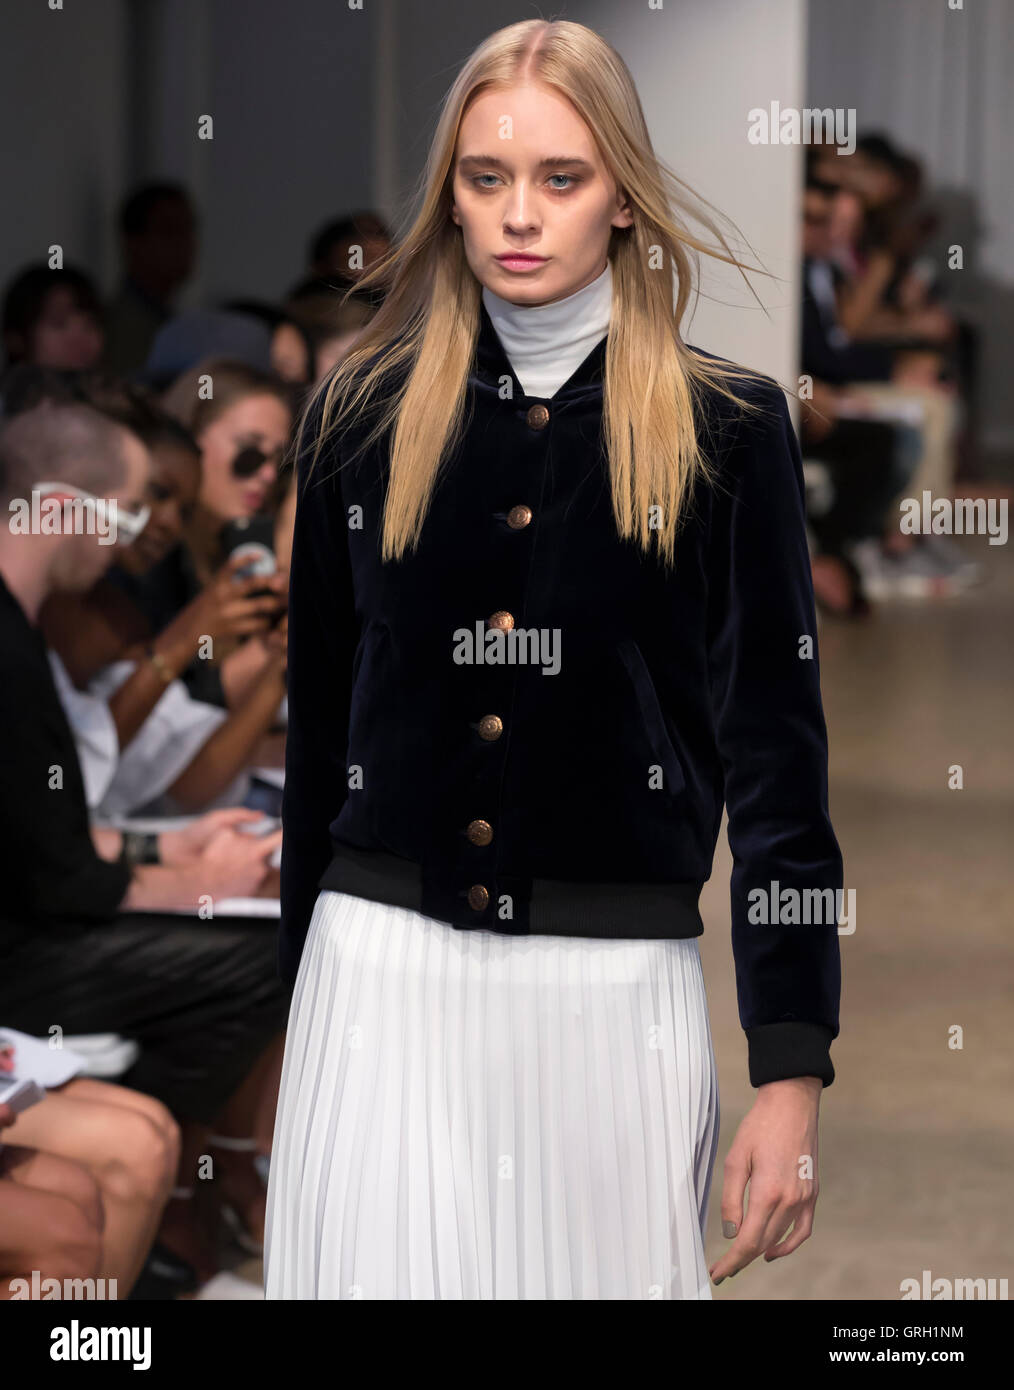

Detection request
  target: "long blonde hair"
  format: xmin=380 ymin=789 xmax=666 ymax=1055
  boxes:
xmin=299 ymin=18 xmax=776 ymax=567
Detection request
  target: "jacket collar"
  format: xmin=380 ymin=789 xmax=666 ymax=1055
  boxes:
xmin=473 ymin=297 xmax=608 ymax=403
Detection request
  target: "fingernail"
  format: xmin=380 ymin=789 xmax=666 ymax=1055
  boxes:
xmin=722 ymin=1220 xmax=738 ymax=1239
xmin=713 ymin=1276 xmax=725 ymax=1286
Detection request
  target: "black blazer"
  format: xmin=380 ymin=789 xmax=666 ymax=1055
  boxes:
xmin=280 ymin=303 xmax=843 ymax=1087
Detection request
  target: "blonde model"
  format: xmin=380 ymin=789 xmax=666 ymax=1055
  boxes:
xmin=265 ymin=18 xmax=841 ymax=1301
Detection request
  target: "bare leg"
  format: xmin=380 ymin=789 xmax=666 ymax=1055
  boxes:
xmin=4 ymin=1083 xmax=178 ymax=1295
xmin=0 ymin=1146 xmax=103 ymax=1299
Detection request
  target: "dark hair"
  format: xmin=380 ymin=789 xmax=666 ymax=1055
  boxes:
xmin=308 ymin=211 xmax=391 ymax=270
xmin=119 ymin=182 xmax=193 ymax=238
xmin=0 ymin=362 xmax=200 ymax=465
xmin=220 ymin=298 xmax=316 ymax=378
xmin=74 ymin=371 xmax=201 ymax=460
xmin=855 ymin=132 xmax=906 ymax=173
xmin=805 ymin=174 xmax=838 ymax=198
xmin=2 ymin=265 xmax=104 ymax=365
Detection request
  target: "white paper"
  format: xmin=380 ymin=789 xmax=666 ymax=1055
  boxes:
xmin=0 ymin=1027 xmax=87 ymax=1088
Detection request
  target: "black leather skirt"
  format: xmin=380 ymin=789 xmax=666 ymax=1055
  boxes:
xmin=0 ymin=912 xmax=289 ymax=1125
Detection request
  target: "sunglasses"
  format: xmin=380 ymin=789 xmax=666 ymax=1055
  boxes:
xmin=32 ymin=482 xmax=151 ymax=545
xmin=230 ymin=444 xmax=280 ymax=479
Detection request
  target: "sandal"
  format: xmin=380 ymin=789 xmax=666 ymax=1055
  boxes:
xmin=207 ymin=1135 xmax=268 ymax=1257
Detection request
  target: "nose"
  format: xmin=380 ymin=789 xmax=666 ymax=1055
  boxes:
xmin=503 ymin=180 xmax=538 ymax=235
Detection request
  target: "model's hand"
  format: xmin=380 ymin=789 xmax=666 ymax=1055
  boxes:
xmin=709 ymin=1075 xmax=822 ymax=1285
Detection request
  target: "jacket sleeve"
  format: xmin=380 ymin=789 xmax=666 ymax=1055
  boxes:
xmin=278 ymin=394 xmax=360 ymax=991
xmin=704 ymin=381 xmax=843 ymax=1087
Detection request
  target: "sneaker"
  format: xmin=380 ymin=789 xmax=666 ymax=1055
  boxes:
xmin=917 ymin=534 xmax=983 ymax=589
xmin=845 ymin=540 xmax=902 ymax=600
xmin=889 ymin=546 xmax=963 ymax=599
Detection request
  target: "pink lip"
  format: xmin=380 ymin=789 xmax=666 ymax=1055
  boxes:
xmin=496 ymin=254 xmax=547 ymax=270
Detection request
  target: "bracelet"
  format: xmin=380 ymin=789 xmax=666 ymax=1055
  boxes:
xmin=120 ymin=830 xmax=161 ymax=867
xmin=147 ymin=644 xmax=174 ymax=684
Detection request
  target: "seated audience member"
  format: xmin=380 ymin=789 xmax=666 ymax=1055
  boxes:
xmin=2 ymin=264 xmax=105 ymax=374
xmin=800 ymin=380 xmax=922 ymax=609
xmin=0 ymin=398 xmax=287 ymax=1283
xmin=293 ymin=209 xmax=393 ymax=304
xmin=1 ymin=1099 xmax=104 ymax=1300
xmin=284 ymin=285 xmax=376 ymax=386
xmin=800 ymin=173 xmax=976 ymax=596
xmin=221 ymin=299 xmax=316 ymax=388
xmin=22 ymin=374 xmax=289 ymax=813
xmin=104 ymin=182 xmax=197 ymax=378
xmin=1 ymin=1037 xmax=180 ymax=1298
xmin=149 ymin=357 xmax=293 ymax=710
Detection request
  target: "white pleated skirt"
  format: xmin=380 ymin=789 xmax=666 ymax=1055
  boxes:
xmin=264 ymin=889 xmax=720 ymax=1300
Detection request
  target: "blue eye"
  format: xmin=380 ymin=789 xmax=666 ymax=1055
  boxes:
xmin=469 ymin=173 xmax=579 ymax=191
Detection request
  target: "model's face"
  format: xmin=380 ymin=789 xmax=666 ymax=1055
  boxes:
xmin=196 ymin=392 xmax=291 ymax=524
xmin=450 ymin=81 xmax=633 ymax=307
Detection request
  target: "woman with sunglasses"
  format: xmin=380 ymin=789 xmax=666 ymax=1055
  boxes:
xmin=156 ymin=358 xmax=293 ymax=709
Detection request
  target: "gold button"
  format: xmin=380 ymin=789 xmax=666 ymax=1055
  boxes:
xmin=478 ymin=714 xmax=503 ymax=741
xmin=466 ymin=818 xmax=493 ymax=846
xmin=526 ymin=403 xmax=549 ymax=430
xmin=507 ymin=504 xmax=532 ymax=530
xmin=468 ymin=884 xmax=489 ymax=911
xmin=487 ymin=610 xmax=514 ymax=632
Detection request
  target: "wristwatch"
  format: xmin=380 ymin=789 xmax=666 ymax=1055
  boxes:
xmin=120 ymin=830 xmax=161 ymax=867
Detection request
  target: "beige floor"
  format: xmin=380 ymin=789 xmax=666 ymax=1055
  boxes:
xmin=227 ymin=539 xmax=1013 ymax=1300
xmin=699 ymin=538 xmax=1014 ymax=1300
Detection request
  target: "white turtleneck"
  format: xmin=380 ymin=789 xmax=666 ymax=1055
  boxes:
xmin=482 ymin=260 xmax=612 ymax=400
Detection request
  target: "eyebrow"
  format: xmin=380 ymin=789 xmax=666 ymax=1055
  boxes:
xmin=457 ymin=154 xmax=595 ymax=172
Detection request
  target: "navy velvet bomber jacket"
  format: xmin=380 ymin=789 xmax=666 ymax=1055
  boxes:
xmin=279 ymin=301 xmax=844 ymax=1088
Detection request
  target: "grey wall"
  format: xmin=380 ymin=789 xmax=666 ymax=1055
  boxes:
xmin=0 ymin=0 xmax=129 ymax=290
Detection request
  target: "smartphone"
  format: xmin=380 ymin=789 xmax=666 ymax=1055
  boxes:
xmin=0 ymin=1078 xmax=45 ymax=1114
xmin=220 ymin=518 xmax=285 ymax=627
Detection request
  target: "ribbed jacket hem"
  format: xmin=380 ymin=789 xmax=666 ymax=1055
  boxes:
xmin=745 ymin=1021 xmax=836 ymax=1088
xmin=317 ymin=842 xmax=706 ymax=941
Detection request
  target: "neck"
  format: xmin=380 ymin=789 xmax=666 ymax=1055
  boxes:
xmin=0 ymin=539 xmax=54 ymax=624
xmin=481 ymin=260 xmax=613 ymax=401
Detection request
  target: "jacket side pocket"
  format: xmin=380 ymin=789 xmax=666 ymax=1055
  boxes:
xmin=616 ymin=639 xmax=686 ymax=801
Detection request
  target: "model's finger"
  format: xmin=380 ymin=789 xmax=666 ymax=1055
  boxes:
xmin=764 ymin=1205 xmax=813 ymax=1261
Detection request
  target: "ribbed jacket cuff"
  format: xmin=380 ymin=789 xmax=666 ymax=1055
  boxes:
xmin=746 ymin=1022 xmax=836 ymax=1088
